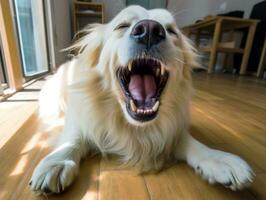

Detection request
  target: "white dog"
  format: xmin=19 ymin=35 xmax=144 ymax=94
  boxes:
xmin=30 ymin=6 xmax=254 ymax=195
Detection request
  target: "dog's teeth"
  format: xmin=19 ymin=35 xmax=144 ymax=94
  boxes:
xmin=156 ymin=68 xmax=160 ymax=77
xmin=128 ymin=61 xmax=132 ymax=71
xmin=137 ymin=109 xmax=143 ymax=114
xmin=161 ymin=65 xmax=165 ymax=76
xmin=130 ymin=99 xmax=137 ymax=112
xmin=152 ymin=101 xmax=159 ymax=112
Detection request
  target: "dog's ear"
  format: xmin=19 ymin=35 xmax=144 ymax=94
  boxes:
xmin=65 ymin=23 xmax=105 ymax=67
xmin=179 ymin=33 xmax=201 ymax=80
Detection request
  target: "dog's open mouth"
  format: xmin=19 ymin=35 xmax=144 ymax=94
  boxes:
xmin=117 ymin=57 xmax=169 ymax=122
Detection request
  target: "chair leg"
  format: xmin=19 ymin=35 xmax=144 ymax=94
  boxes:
xmin=256 ymin=37 xmax=266 ymax=78
xmin=239 ymin=23 xmax=257 ymax=75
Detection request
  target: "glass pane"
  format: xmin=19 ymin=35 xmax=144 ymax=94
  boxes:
xmin=13 ymin=0 xmax=49 ymax=77
xmin=0 ymin=43 xmax=7 ymax=84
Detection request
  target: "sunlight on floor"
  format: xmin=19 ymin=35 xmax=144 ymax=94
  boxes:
xmin=0 ymin=102 xmax=24 ymax=110
xmin=10 ymin=154 xmax=28 ymax=176
xmin=20 ymin=132 xmax=42 ymax=154
xmin=0 ymin=191 xmax=6 ymax=199
xmin=82 ymin=191 xmax=97 ymax=200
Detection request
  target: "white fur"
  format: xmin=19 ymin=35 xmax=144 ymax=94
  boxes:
xmin=30 ymin=6 xmax=254 ymax=195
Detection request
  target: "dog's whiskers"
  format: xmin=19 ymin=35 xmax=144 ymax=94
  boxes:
xmin=175 ymin=57 xmax=185 ymax=64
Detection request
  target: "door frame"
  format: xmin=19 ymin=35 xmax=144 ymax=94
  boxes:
xmin=0 ymin=0 xmax=23 ymax=91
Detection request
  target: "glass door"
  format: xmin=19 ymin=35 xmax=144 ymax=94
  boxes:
xmin=0 ymin=38 xmax=7 ymax=95
xmin=0 ymin=46 xmax=7 ymax=85
xmin=13 ymin=0 xmax=49 ymax=78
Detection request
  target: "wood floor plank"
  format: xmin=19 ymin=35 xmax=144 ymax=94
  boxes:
xmin=99 ymin=158 xmax=150 ymax=200
xmin=0 ymin=113 xmax=51 ymax=200
xmin=0 ymin=102 xmax=38 ymax=148
xmin=144 ymin=163 xmax=255 ymax=200
xmin=99 ymin=170 xmax=149 ymax=200
xmin=192 ymin=102 xmax=266 ymax=173
xmin=144 ymin=164 xmax=205 ymax=200
xmin=1 ymin=74 xmax=266 ymax=199
xmin=250 ymin=173 xmax=266 ymax=200
xmin=193 ymin=74 xmax=266 ymax=110
xmin=193 ymin=99 xmax=266 ymax=145
xmin=0 ymin=113 xmax=100 ymax=200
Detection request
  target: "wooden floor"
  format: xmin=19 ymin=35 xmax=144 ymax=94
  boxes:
xmin=0 ymin=73 xmax=266 ymax=200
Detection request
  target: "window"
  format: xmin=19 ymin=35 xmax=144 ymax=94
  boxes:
xmin=0 ymin=40 xmax=7 ymax=95
xmin=0 ymin=45 xmax=7 ymax=85
xmin=13 ymin=0 xmax=49 ymax=78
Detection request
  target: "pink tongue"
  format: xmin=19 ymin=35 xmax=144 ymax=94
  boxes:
xmin=128 ymin=75 xmax=156 ymax=102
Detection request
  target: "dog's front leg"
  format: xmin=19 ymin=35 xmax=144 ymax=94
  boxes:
xmin=176 ymin=133 xmax=254 ymax=190
xmin=29 ymin=132 xmax=88 ymax=195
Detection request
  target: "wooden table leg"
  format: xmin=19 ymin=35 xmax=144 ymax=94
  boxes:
xmin=256 ymin=37 xmax=266 ymax=78
xmin=208 ymin=20 xmax=222 ymax=73
xmin=239 ymin=23 xmax=257 ymax=75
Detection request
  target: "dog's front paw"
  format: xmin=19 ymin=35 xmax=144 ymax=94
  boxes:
xmin=29 ymin=159 xmax=78 ymax=195
xmin=195 ymin=151 xmax=254 ymax=190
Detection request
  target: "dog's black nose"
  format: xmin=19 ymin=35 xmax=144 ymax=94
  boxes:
xmin=131 ymin=20 xmax=166 ymax=48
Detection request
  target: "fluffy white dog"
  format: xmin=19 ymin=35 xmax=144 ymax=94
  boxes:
xmin=30 ymin=6 xmax=254 ymax=195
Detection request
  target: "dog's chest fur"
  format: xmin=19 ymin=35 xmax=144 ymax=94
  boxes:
xmin=69 ymin=70 xmax=189 ymax=172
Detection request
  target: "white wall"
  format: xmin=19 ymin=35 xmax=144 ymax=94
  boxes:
xmin=93 ymin=0 xmax=126 ymax=22
xmin=167 ymin=0 xmax=263 ymax=27
xmin=52 ymin=0 xmax=73 ymax=65
xmin=46 ymin=0 xmax=73 ymax=68
xmin=92 ymin=0 xmax=262 ymax=27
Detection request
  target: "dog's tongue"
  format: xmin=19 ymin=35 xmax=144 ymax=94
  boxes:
xmin=129 ymin=75 xmax=156 ymax=102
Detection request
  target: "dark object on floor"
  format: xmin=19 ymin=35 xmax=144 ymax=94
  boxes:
xmin=234 ymin=0 xmax=266 ymax=73
xmin=196 ymin=11 xmax=244 ymax=24
xmin=218 ymin=10 xmax=244 ymax=18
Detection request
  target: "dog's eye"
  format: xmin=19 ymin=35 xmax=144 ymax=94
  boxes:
xmin=166 ymin=26 xmax=178 ymax=36
xmin=114 ymin=22 xmax=131 ymax=30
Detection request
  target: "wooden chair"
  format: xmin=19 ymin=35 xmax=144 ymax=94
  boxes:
xmin=234 ymin=0 xmax=266 ymax=76
xmin=257 ymin=37 xmax=266 ymax=78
